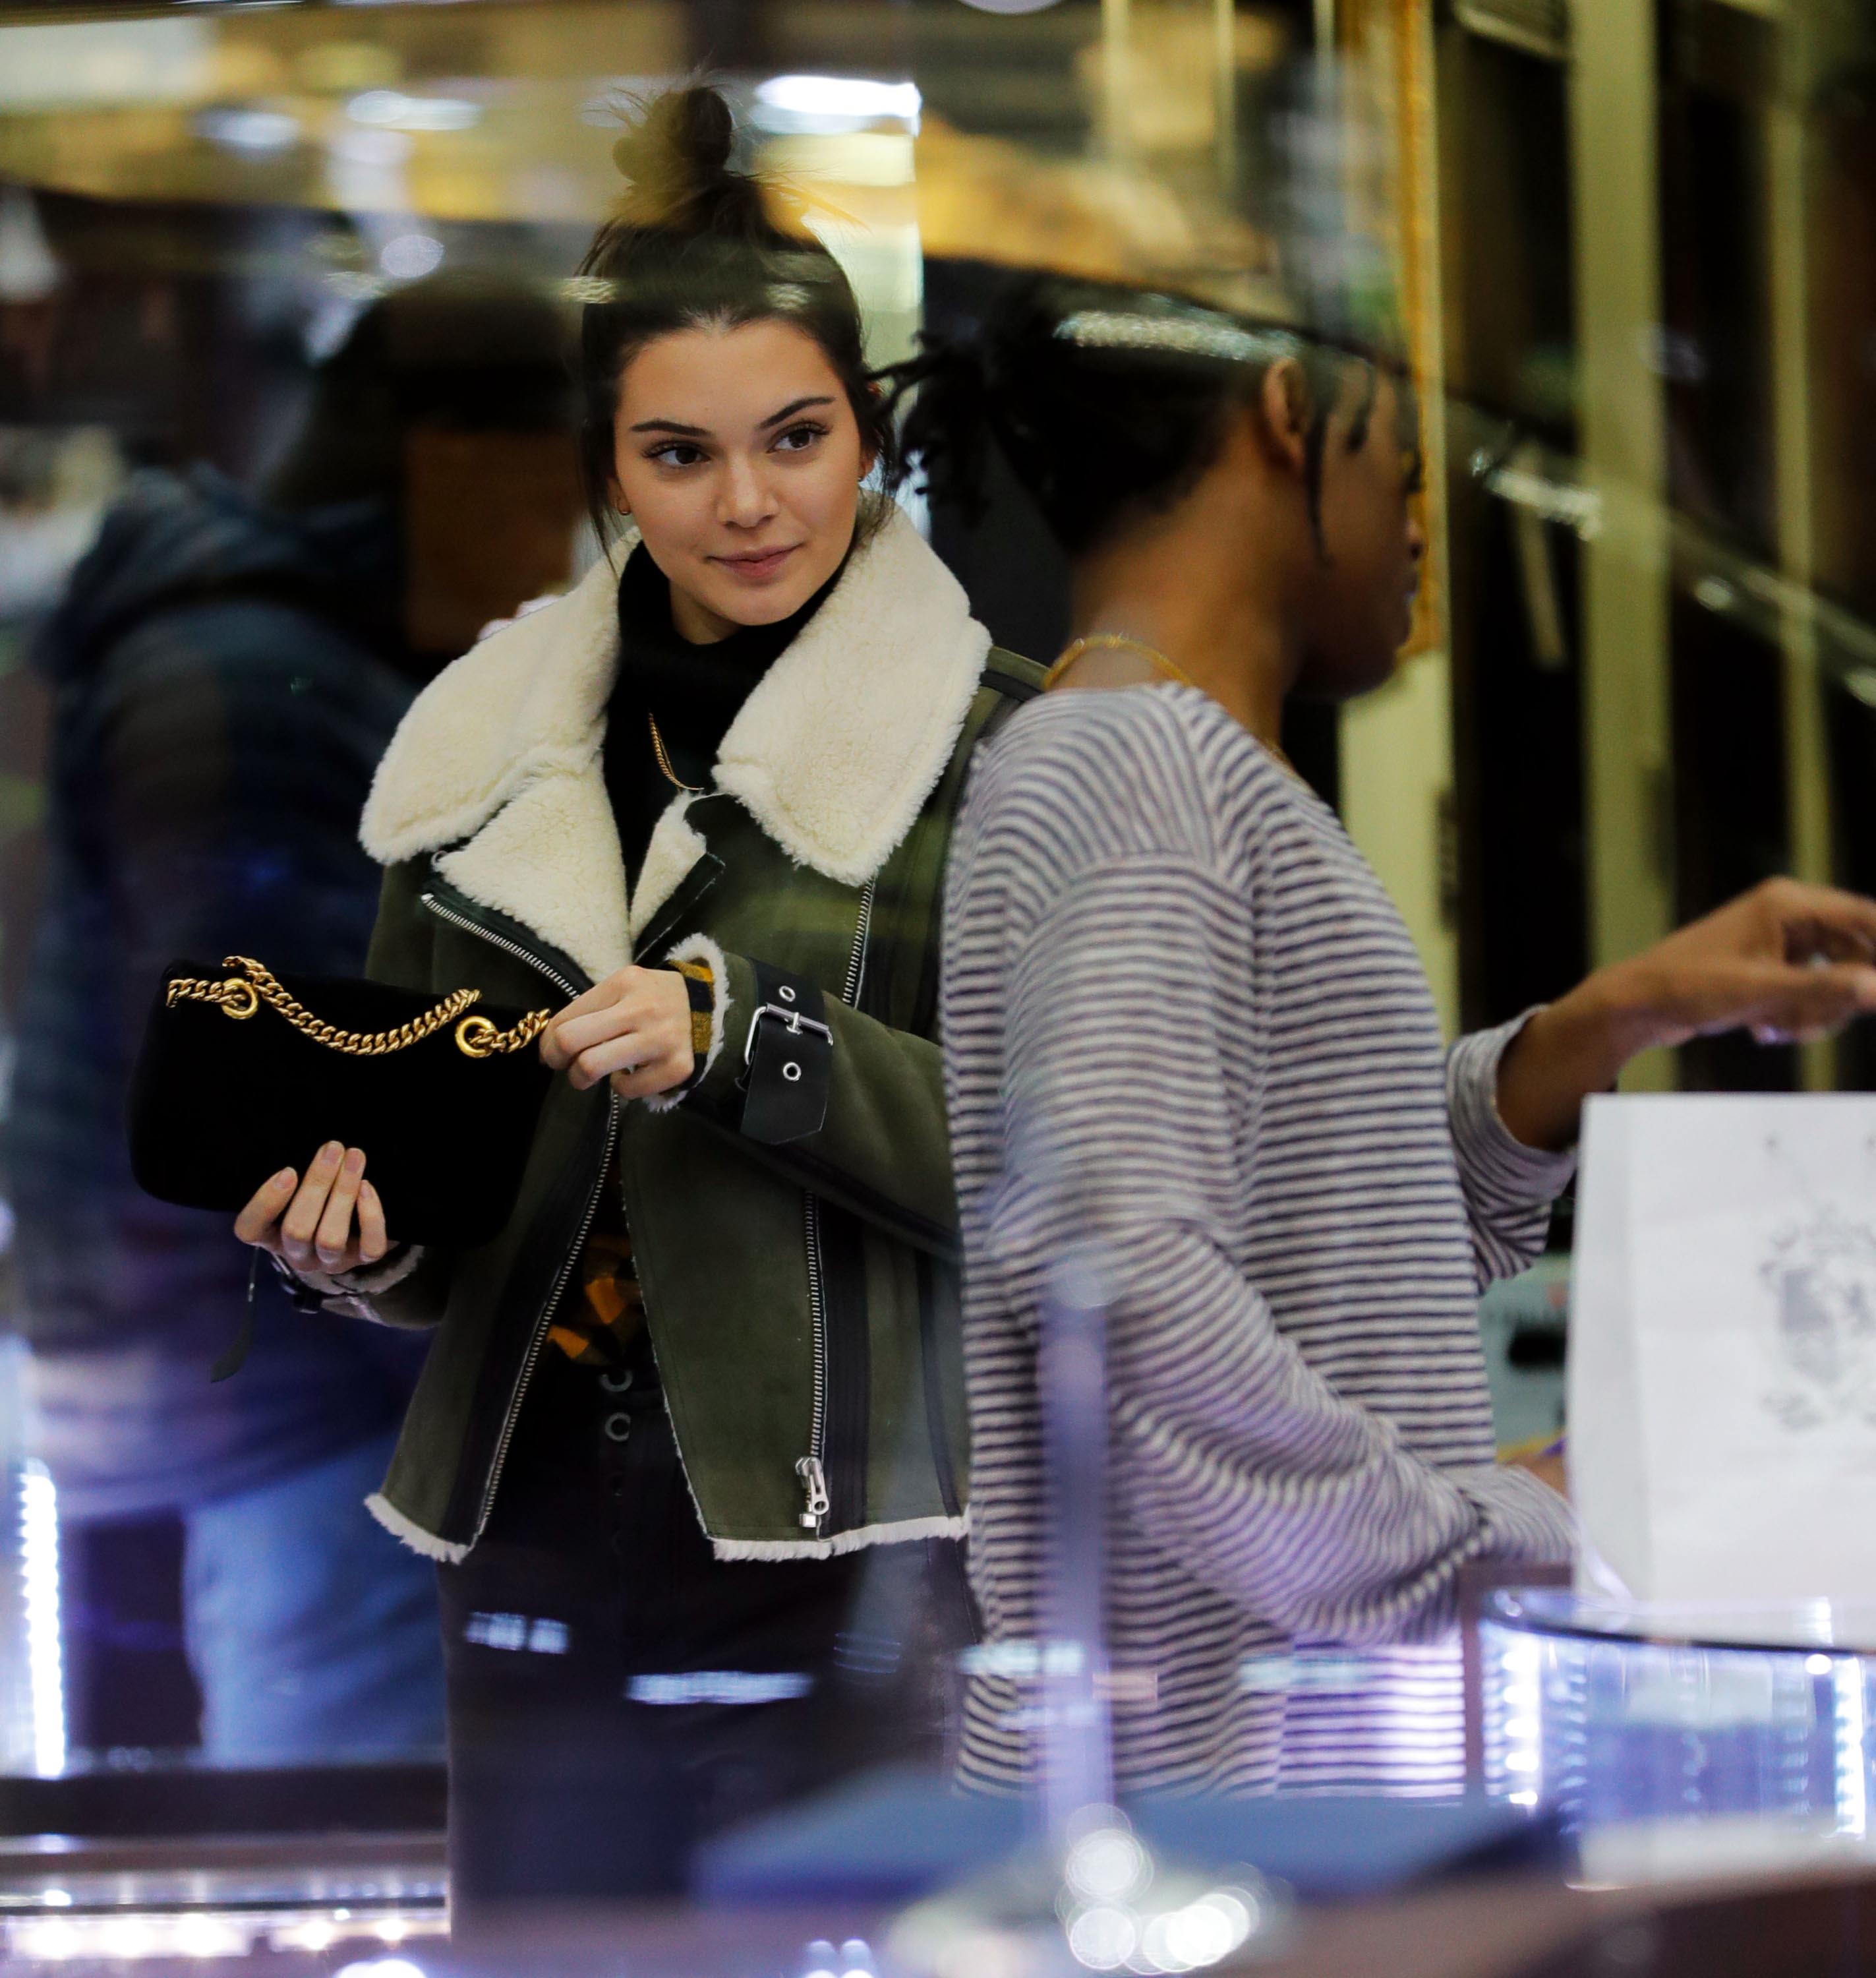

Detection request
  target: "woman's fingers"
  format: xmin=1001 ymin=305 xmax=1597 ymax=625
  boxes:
xmin=566 ymin=1029 xmax=672 ymax=1089
xmin=234 ymin=1167 xmax=299 ymax=1247
xmin=235 ymin=1145 xmax=386 ymax=1274
xmin=356 ymin=1180 xmax=390 ymax=1267
xmin=551 ymin=994 xmax=659 ymax=1068
xmin=608 ymin=1051 xmax=693 ymax=1100
xmin=544 ymin=968 xmax=692 ymax=1073
xmin=278 ymin=1141 xmax=346 ymax=1269
xmin=315 ymin=1147 xmax=367 ymax=1269
xmin=568 ymin=1036 xmax=635 ymax=1089
xmin=549 ymin=971 xmax=696 ymax=1090
xmin=540 ymin=979 xmax=620 ymax=1069
xmin=541 ymin=970 xmax=655 ymax=1069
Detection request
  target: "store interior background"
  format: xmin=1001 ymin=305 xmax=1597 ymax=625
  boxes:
xmin=0 ymin=0 xmax=1869 ymax=1791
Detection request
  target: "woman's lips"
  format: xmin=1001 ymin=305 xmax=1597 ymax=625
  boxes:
xmin=713 ymin=545 xmax=800 ymax=583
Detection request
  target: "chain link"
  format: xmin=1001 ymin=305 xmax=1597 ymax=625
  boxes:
xmin=647 ymin=712 xmax=708 ymax=794
xmin=165 ymin=956 xmax=550 ymax=1059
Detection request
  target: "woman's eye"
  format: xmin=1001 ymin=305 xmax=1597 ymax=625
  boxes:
xmin=649 ymin=442 xmax=706 ymax=469
xmin=773 ymin=423 xmax=827 ymax=455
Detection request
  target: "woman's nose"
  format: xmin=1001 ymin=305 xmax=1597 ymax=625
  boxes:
xmin=718 ymin=454 xmax=777 ymax=528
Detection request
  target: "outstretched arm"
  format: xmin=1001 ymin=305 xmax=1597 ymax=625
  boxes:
xmin=1497 ymin=880 xmax=1876 ymax=1153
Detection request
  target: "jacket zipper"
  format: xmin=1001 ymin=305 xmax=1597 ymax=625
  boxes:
xmin=798 ymin=878 xmax=876 ymax=1534
xmin=797 ymin=1193 xmax=832 ymax=1533
xmin=419 ymin=889 xmax=618 ymax=1543
xmin=841 ymin=879 xmax=877 ymax=1007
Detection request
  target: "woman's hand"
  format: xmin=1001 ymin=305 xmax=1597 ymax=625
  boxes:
xmin=541 ymin=965 xmax=695 ymax=1100
xmin=1499 ymin=878 xmax=1876 ymax=1151
xmin=233 ymin=1141 xmax=392 ymax=1278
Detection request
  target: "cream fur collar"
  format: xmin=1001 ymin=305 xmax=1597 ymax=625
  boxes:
xmin=360 ymin=508 xmax=991 ymax=984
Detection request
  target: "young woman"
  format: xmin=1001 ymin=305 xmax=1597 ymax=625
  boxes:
xmin=233 ymin=88 xmax=1041 ymax=1898
xmin=924 ymin=278 xmax=1876 ymax=1795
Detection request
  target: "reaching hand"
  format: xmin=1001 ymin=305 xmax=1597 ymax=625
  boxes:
xmin=1498 ymin=879 xmax=1876 ymax=1152
xmin=540 ymin=965 xmax=695 ymax=1100
xmin=1608 ymin=878 xmax=1876 ymax=1048
xmin=233 ymin=1141 xmax=392 ymax=1278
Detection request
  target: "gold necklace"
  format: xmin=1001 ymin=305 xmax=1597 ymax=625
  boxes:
xmin=1042 ymin=632 xmax=1301 ymax=780
xmin=648 ymin=713 xmax=707 ymax=794
xmin=1042 ymin=632 xmax=1200 ymax=693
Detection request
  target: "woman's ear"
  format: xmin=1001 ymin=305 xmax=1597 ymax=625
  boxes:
xmin=608 ymin=479 xmax=631 ymax=518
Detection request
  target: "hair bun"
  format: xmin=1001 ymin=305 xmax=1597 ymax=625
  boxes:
xmin=672 ymin=85 xmax=734 ymax=181
xmin=610 ymin=84 xmax=749 ymax=229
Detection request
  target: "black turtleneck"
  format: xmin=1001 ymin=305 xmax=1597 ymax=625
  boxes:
xmin=604 ymin=543 xmax=844 ymax=888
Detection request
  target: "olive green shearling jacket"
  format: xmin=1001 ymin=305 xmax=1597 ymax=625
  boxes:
xmin=307 ymin=510 xmax=1041 ymax=1563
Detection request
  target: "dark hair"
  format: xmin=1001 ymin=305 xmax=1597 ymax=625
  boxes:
xmin=896 ymin=274 xmax=1397 ymax=560
xmin=576 ymin=85 xmax=898 ymax=543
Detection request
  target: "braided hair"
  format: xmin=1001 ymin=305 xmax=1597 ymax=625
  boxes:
xmin=894 ymin=273 xmax=1394 ymax=560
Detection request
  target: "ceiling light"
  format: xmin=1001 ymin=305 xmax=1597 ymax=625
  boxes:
xmin=348 ymin=90 xmax=480 ymax=132
xmin=753 ymin=75 xmax=920 ymax=131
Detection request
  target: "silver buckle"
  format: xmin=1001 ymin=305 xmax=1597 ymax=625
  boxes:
xmin=744 ymin=1001 xmax=834 ymax=1068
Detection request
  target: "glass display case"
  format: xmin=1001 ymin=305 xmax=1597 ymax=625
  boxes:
xmin=1482 ymin=1588 xmax=1876 ymax=1855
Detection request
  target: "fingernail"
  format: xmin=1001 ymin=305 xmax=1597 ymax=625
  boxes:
xmin=320 ymin=1141 xmax=342 ymax=1162
xmin=272 ymin=1169 xmax=295 ymax=1187
xmin=343 ymin=1148 xmax=365 ymax=1175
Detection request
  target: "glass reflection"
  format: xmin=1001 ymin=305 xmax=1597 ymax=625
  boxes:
xmin=0 ymin=1 xmax=1863 ymax=1955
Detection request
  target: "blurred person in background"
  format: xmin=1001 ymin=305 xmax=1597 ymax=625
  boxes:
xmin=229 ymin=86 xmax=1040 ymax=1902
xmin=1 ymin=270 xmax=580 ymax=1764
xmin=926 ymin=277 xmax=1876 ymax=1795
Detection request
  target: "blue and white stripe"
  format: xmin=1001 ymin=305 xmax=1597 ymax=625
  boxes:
xmin=941 ymin=684 xmax=1577 ymax=1794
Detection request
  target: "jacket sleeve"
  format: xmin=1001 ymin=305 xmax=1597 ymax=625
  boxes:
xmin=982 ymin=854 xmax=1575 ymax=1645
xmin=1446 ymin=1019 xmax=1578 ymax=1292
xmin=677 ymin=938 xmax=955 ymax=1257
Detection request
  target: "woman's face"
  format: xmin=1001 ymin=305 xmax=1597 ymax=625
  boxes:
xmin=610 ymin=318 xmax=869 ymax=644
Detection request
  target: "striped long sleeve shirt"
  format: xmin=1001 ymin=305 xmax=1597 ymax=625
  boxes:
xmin=941 ymin=684 xmax=1578 ymax=1794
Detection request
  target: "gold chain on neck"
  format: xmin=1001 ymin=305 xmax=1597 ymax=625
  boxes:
xmin=647 ymin=713 xmax=708 ymax=794
xmin=1042 ymin=633 xmax=1301 ymax=781
xmin=1042 ymin=632 xmax=1199 ymax=693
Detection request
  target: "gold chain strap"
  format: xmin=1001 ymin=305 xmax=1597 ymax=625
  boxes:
xmin=165 ymin=956 xmax=551 ymax=1060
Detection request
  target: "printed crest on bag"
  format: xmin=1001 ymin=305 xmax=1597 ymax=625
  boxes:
xmin=1571 ymin=1094 xmax=1876 ymax=1607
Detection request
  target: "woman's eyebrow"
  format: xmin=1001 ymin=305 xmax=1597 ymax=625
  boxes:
xmin=628 ymin=395 xmax=833 ymax=438
xmin=759 ymin=394 xmax=835 ymax=429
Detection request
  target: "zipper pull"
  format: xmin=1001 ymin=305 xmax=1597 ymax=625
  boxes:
xmin=796 ymin=1456 xmax=831 ymax=1529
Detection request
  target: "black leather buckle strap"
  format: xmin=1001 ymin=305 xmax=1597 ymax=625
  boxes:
xmin=740 ymin=962 xmax=833 ymax=1145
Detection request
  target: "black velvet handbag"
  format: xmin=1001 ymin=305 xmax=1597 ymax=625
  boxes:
xmin=128 ymin=955 xmax=555 ymax=1249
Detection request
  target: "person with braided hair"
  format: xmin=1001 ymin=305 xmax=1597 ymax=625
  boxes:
xmin=930 ymin=276 xmax=1876 ymax=1794
xmin=231 ymin=86 xmax=1042 ymax=1900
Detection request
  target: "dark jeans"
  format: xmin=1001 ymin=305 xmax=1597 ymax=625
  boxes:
xmin=438 ymin=1338 xmax=967 ymax=1908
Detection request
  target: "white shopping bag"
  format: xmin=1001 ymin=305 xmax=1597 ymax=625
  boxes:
xmin=1570 ymin=1094 xmax=1876 ymax=1604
